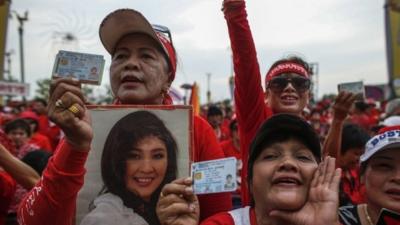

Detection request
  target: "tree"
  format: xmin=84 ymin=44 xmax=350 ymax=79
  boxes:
xmin=35 ymin=78 xmax=51 ymax=100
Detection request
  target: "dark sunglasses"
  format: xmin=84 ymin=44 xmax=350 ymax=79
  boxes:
xmin=152 ymin=24 xmax=173 ymax=45
xmin=267 ymin=76 xmax=311 ymax=93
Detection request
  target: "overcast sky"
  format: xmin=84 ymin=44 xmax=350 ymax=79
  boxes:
xmin=6 ymin=0 xmax=387 ymax=103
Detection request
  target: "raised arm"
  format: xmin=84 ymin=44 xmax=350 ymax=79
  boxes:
xmin=323 ymin=92 xmax=356 ymax=163
xmin=18 ymin=78 xmax=93 ymax=225
xmin=222 ymin=0 xmax=266 ymax=132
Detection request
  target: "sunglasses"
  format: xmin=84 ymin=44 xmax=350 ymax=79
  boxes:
xmin=152 ymin=24 xmax=173 ymax=45
xmin=267 ymin=76 xmax=311 ymax=93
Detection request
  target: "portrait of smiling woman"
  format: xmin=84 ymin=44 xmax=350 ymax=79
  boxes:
xmin=80 ymin=110 xmax=178 ymax=225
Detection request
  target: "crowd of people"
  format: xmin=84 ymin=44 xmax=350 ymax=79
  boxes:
xmin=0 ymin=0 xmax=399 ymax=225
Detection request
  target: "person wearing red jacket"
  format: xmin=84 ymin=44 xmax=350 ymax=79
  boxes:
xmin=222 ymin=0 xmax=312 ymax=205
xmin=18 ymin=8 xmax=231 ymax=225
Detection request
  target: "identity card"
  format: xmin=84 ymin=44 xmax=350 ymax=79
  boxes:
xmin=337 ymin=81 xmax=365 ymax=101
xmin=192 ymin=157 xmax=237 ymax=194
xmin=52 ymin=50 xmax=105 ymax=85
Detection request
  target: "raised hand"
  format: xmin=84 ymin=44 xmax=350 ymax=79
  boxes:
xmin=332 ymin=91 xmax=357 ymax=122
xmin=156 ymin=177 xmax=199 ymax=225
xmin=48 ymin=78 xmax=92 ymax=151
xmin=269 ymin=156 xmax=341 ymax=225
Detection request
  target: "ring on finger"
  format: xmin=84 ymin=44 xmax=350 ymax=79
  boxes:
xmin=160 ymin=191 xmax=165 ymax=198
xmin=68 ymin=103 xmax=80 ymax=115
xmin=55 ymin=99 xmax=64 ymax=108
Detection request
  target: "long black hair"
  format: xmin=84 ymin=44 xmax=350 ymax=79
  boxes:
xmin=100 ymin=110 xmax=178 ymax=225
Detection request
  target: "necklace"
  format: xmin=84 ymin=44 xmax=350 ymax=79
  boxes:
xmin=363 ymin=204 xmax=374 ymax=225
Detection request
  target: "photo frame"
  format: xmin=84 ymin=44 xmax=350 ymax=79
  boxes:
xmin=76 ymin=105 xmax=193 ymax=223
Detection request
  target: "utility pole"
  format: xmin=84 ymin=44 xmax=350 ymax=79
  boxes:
xmin=206 ymin=72 xmax=211 ymax=104
xmin=13 ymin=10 xmax=28 ymax=101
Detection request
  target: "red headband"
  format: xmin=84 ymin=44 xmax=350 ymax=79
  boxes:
xmin=155 ymin=32 xmax=177 ymax=81
xmin=265 ymin=62 xmax=310 ymax=84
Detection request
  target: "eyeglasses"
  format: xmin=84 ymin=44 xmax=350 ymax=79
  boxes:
xmin=267 ymin=76 xmax=311 ymax=93
xmin=152 ymin=24 xmax=173 ymax=45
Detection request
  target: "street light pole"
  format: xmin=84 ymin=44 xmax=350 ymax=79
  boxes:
xmin=206 ymin=72 xmax=211 ymax=104
xmin=14 ymin=11 xmax=28 ymax=84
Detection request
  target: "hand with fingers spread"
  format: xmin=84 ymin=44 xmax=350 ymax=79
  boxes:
xmin=48 ymin=78 xmax=92 ymax=151
xmin=332 ymin=91 xmax=357 ymax=122
xmin=269 ymin=156 xmax=342 ymax=225
xmin=156 ymin=177 xmax=199 ymax=225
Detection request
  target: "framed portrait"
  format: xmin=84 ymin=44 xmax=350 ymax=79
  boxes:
xmin=76 ymin=105 xmax=192 ymax=223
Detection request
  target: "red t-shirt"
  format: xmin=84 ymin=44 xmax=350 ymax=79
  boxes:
xmin=201 ymin=206 xmax=257 ymax=225
xmin=0 ymin=171 xmax=17 ymax=225
xmin=29 ymin=133 xmax=52 ymax=153
xmin=341 ymin=168 xmax=365 ymax=205
xmin=220 ymin=139 xmax=240 ymax=160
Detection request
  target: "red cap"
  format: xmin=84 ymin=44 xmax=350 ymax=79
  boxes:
xmin=19 ymin=111 xmax=39 ymax=122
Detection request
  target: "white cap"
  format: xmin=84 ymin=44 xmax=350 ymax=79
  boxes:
xmin=382 ymin=116 xmax=400 ymax=126
xmin=361 ymin=129 xmax=400 ymax=162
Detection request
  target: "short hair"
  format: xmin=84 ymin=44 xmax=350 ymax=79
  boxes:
xmin=100 ymin=110 xmax=178 ymax=224
xmin=33 ymin=98 xmax=48 ymax=107
xmin=4 ymin=119 xmax=31 ymax=137
xmin=207 ymin=105 xmax=223 ymax=117
xmin=21 ymin=150 xmax=52 ymax=175
xmin=341 ymin=123 xmax=370 ymax=154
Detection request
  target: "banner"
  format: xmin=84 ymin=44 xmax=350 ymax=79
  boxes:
xmin=0 ymin=0 xmax=11 ymax=80
xmin=0 ymin=81 xmax=30 ymax=96
xmin=386 ymin=0 xmax=400 ymax=97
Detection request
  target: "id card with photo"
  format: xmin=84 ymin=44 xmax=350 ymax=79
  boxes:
xmin=192 ymin=157 xmax=237 ymax=195
xmin=337 ymin=81 xmax=365 ymax=101
xmin=52 ymin=50 xmax=105 ymax=85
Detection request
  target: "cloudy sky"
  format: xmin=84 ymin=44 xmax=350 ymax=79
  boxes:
xmin=6 ymin=0 xmax=387 ymax=103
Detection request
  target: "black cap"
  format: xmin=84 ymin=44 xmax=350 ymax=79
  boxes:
xmin=248 ymin=114 xmax=322 ymax=172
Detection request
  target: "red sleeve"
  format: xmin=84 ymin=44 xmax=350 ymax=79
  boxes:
xmin=18 ymin=139 xmax=89 ymax=225
xmin=0 ymin=172 xmax=16 ymax=224
xmin=193 ymin=116 xmax=233 ymax=221
xmin=200 ymin=212 xmax=234 ymax=225
xmin=224 ymin=1 xmax=272 ymax=205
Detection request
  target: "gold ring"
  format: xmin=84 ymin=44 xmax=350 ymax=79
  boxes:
xmin=68 ymin=104 xmax=80 ymax=115
xmin=160 ymin=191 xmax=164 ymax=198
xmin=55 ymin=99 xmax=64 ymax=108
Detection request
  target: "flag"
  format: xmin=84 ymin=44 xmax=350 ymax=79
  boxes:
xmin=190 ymin=82 xmax=200 ymax=116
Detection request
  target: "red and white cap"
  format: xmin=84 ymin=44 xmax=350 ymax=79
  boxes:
xmin=361 ymin=127 xmax=400 ymax=162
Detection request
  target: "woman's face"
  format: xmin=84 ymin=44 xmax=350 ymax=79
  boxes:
xmin=362 ymin=148 xmax=400 ymax=213
xmin=265 ymin=73 xmax=310 ymax=116
xmin=251 ymin=138 xmax=318 ymax=211
xmin=110 ymin=33 xmax=172 ymax=105
xmin=124 ymin=135 xmax=168 ymax=201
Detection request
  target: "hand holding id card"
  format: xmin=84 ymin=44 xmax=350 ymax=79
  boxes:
xmin=192 ymin=157 xmax=237 ymax=195
xmin=52 ymin=50 xmax=105 ymax=85
xmin=337 ymin=81 xmax=365 ymax=101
